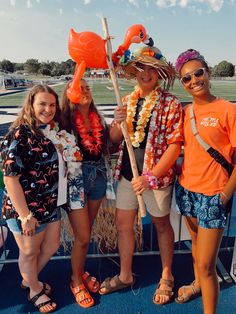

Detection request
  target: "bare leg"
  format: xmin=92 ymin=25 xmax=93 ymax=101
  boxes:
xmin=116 ymin=209 xmax=137 ymax=283
xmin=14 ymin=232 xmax=56 ymax=312
xmin=87 ymin=198 xmax=102 ymax=227
xmin=197 ymin=227 xmax=224 ymax=314
xmin=21 ymin=220 xmax=60 ymax=290
xmin=69 ymin=198 xmax=102 ymax=287
xmin=68 ymin=205 xmax=91 ymax=287
xmin=176 ymin=217 xmax=201 ymax=302
xmin=152 ymin=214 xmax=174 ymax=304
xmin=99 ymin=208 xmax=136 ymax=294
xmin=185 ymin=217 xmax=201 ymax=287
xmin=37 ymin=220 xmax=61 ymax=273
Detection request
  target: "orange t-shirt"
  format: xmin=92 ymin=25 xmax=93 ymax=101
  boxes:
xmin=179 ymin=98 xmax=236 ymax=196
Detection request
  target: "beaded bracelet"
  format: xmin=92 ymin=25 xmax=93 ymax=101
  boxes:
xmin=220 ymin=191 xmax=229 ymax=201
xmin=18 ymin=212 xmax=33 ymax=224
xmin=142 ymin=171 xmax=158 ymax=189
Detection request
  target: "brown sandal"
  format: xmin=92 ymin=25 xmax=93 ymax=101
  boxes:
xmin=175 ymin=280 xmax=201 ymax=303
xmin=99 ymin=275 xmax=135 ymax=295
xmin=153 ymin=278 xmax=174 ymax=305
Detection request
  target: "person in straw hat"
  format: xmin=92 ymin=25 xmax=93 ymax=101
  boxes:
xmin=99 ymin=45 xmax=183 ymax=305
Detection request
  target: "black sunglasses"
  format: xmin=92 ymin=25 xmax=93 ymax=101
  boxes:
xmin=180 ymin=68 xmax=207 ymax=85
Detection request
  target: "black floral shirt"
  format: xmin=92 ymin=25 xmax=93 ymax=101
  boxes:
xmin=1 ymin=125 xmax=60 ymax=223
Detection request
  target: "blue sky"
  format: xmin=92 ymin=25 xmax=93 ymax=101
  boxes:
xmin=0 ymin=0 xmax=235 ymax=67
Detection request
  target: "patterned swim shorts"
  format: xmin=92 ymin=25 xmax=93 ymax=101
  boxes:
xmin=175 ymin=180 xmax=227 ymax=229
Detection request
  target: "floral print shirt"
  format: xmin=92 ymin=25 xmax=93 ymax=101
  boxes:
xmin=114 ymin=90 xmax=183 ymax=189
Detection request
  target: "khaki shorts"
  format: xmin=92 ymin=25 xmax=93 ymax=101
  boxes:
xmin=116 ymin=176 xmax=173 ymax=217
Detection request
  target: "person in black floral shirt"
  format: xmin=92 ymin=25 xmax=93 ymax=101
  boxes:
xmin=1 ymin=84 xmax=65 ymax=313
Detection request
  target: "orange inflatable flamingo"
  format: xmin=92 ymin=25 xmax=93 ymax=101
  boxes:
xmin=67 ymin=24 xmax=152 ymax=103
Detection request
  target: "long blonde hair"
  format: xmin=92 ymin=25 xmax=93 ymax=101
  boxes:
xmin=10 ymin=84 xmax=61 ymax=134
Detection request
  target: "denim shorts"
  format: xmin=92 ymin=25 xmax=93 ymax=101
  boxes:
xmin=82 ymin=158 xmax=107 ymax=202
xmin=175 ymin=180 xmax=227 ymax=229
xmin=6 ymin=208 xmax=61 ymax=235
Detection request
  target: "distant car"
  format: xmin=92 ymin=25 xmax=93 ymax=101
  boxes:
xmin=59 ymin=75 xmax=73 ymax=81
xmin=25 ymin=79 xmax=33 ymax=87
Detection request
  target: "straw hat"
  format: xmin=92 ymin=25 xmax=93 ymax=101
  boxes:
xmin=119 ymin=46 xmax=176 ymax=91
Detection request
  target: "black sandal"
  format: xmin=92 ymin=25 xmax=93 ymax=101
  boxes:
xmin=28 ymin=288 xmax=57 ymax=313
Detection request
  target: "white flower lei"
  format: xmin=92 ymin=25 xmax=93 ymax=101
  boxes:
xmin=126 ymin=86 xmax=160 ymax=147
xmin=42 ymin=123 xmax=82 ymax=174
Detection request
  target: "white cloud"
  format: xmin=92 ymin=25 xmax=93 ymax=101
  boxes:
xmin=145 ymin=0 xmax=150 ymax=6
xmin=59 ymin=8 xmax=63 ymax=15
xmin=154 ymin=0 xmax=225 ymax=12
xmin=206 ymin=0 xmax=224 ymax=11
xmin=10 ymin=0 xmax=16 ymax=7
xmin=27 ymin=0 xmax=33 ymax=9
xmin=36 ymin=0 xmax=40 ymax=3
xmin=83 ymin=0 xmax=91 ymax=4
xmin=179 ymin=0 xmax=189 ymax=7
xmin=128 ymin=0 xmax=140 ymax=7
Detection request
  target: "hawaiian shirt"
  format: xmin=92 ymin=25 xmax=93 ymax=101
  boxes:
xmin=1 ymin=125 xmax=60 ymax=223
xmin=114 ymin=90 xmax=184 ymax=189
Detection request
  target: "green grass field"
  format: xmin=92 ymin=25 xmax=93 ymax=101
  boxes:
xmin=0 ymin=78 xmax=236 ymax=107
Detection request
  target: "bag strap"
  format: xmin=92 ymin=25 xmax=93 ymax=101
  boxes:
xmin=189 ymin=104 xmax=233 ymax=176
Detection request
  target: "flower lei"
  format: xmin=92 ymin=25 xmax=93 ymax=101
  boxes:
xmin=41 ymin=121 xmax=82 ymax=174
xmin=126 ymin=86 xmax=160 ymax=147
xmin=75 ymin=111 xmax=103 ymax=155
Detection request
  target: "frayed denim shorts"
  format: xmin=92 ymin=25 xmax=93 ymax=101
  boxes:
xmin=6 ymin=208 xmax=61 ymax=235
xmin=82 ymin=158 xmax=107 ymax=202
xmin=175 ymin=180 xmax=227 ymax=229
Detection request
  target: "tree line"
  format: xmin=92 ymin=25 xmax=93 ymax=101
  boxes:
xmin=0 ymin=58 xmax=235 ymax=77
xmin=0 ymin=59 xmax=76 ymax=76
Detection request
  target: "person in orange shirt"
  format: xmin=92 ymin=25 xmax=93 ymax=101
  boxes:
xmin=175 ymin=49 xmax=236 ymax=314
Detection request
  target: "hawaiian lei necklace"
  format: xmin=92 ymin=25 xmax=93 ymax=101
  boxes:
xmin=75 ymin=110 xmax=103 ymax=155
xmin=126 ymin=86 xmax=160 ymax=147
xmin=41 ymin=121 xmax=82 ymax=173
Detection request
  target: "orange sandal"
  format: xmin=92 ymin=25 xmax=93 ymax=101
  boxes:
xmin=82 ymin=271 xmax=100 ymax=293
xmin=70 ymin=282 xmax=94 ymax=308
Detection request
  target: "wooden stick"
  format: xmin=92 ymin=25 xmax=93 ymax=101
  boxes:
xmin=102 ymin=17 xmax=146 ymax=217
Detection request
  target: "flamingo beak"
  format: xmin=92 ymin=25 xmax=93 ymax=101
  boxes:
xmin=144 ymin=35 xmax=154 ymax=47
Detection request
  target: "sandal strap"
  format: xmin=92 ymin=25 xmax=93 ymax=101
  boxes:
xmin=82 ymin=271 xmax=99 ymax=292
xmin=71 ymin=283 xmax=94 ymax=307
xmin=103 ymin=277 xmax=112 ymax=290
xmin=29 ymin=288 xmax=45 ymax=304
xmin=82 ymin=272 xmax=92 ymax=284
xmin=113 ymin=275 xmax=123 ymax=286
xmin=176 ymin=281 xmax=201 ymax=303
xmin=100 ymin=275 xmax=134 ymax=294
xmin=154 ymin=288 xmax=174 ymax=297
xmin=71 ymin=283 xmax=92 ymax=299
xmin=35 ymin=300 xmax=54 ymax=310
xmin=159 ymin=278 xmax=174 ymax=288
